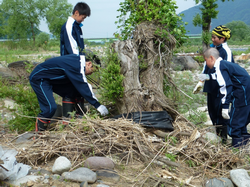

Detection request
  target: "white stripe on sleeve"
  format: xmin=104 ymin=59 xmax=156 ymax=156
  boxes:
xmin=215 ymin=58 xmax=227 ymax=104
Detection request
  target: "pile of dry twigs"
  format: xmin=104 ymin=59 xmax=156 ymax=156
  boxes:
xmin=1 ymin=115 xmax=249 ymax=186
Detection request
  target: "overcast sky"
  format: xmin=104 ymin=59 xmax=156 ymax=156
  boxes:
xmin=39 ymin=0 xmax=197 ymax=38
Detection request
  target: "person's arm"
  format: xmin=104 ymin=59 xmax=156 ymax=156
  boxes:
xmin=215 ymin=61 xmax=233 ymax=119
xmin=193 ymin=62 xmax=208 ymax=94
xmin=65 ymin=55 xmax=101 ymax=108
xmin=215 ymin=61 xmax=233 ymax=109
xmin=70 ymin=70 xmax=100 ymax=108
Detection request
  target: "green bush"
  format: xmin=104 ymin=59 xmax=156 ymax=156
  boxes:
xmin=36 ymin=32 xmax=50 ymax=48
xmin=193 ymin=55 xmax=204 ymax=63
xmin=99 ymin=46 xmax=124 ymax=105
xmin=8 ymin=85 xmax=40 ymax=132
xmin=0 ymin=78 xmax=40 ymax=133
xmin=226 ymin=21 xmax=250 ymax=42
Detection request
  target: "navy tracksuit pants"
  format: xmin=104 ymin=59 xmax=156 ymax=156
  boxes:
xmin=207 ymin=93 xmax=228 ymax=126
xmin=30 ymin=79 xmax=81 ymax=121
xmin=229 ymin=105 xmax=250 ymax=138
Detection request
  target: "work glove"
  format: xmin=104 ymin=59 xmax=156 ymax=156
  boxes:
xmin=193 ymin=81 xmax=204 ymax=94
xmin=198 ymin=74 xmax=210 ymax=81
xmin=97 ymin=105 xmax=109 ymax=116
xmin=222 ymin=109 xmax=230 ymax=119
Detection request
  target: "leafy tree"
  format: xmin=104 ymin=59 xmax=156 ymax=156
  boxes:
xmin=0 ymin=0 xmax=71 ymax=42
xmin=116 ymin=0 xmax=187 ymax=43
xmin=45 ymin=0 xmax=72 ymax=39
xmin=192 ymin=0 xmax=233 ymax=51
xmin=0 ymin=10 xmax=5 ymax=38
xmin=226 ymin=20 xmax=250 ymax=41
xmin=0 ymin=0 xmax=49 ymax=44
xmin=36 ymin=32 xmax=50 ymax=47
xmin=100 ymin=0 xmax=188 ymax=118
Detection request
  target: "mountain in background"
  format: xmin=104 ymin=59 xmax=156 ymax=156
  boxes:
xmin=180 ymin=0 xmax=250 ymax=34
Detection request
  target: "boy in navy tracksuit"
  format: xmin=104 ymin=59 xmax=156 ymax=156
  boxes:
xmin=29 ymin=54 xmax=108 ymax=131
xmin=193 ymin=25 xmax=234 ymax=144
xmin=60 ymin=2 xmax=90 ymax=55
xmin=60 ymin=2 xmax=91 ymax=119
xmin=202 ymin=48 xmax=250 ymax=147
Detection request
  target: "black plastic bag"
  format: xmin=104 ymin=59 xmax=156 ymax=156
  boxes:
xmin=113 ymin=111 xmax=174 ymax=131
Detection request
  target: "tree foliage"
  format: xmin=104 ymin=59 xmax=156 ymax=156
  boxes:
xmin=0 ymin=0 xmax=48 ymax=43
xmin=115 ymin=0 xmax=187 ymax=44
xmin=45 ymin=0 xmax=72 ymax=39
xmin=0 ymin=0 xmax=71 ymax=42
xmin=192 ymin=0 xmax=233 ymax=51
xmin=36 ymin=32 xmax=50 ymax=47
xmin=226 ymin=20 xmax=250 ymax=41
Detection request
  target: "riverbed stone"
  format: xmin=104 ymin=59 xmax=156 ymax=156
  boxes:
xmin=84 ymin=156 xmax=115 ymax=170
xmin=96 ymin=169 xmax=120 ymax=183
xmin=205 ymin=177 xmax=234 ymax=187
xmin=171 ymin=56 xmax=200 ymax=71
xmin=203 ymin=132 xmax=221 ymax=143
xmin=230 ymin=169 xmax=250 ymax=187
xmin=62 ymin=167 xmax=96 ymax=183
xmin=0 ymin=65 xmax=18 ymax=79
xmin=96 ymin=184 xmax=110 ymax=187
xmin=52 ymin=156 xmax=71 ymax=174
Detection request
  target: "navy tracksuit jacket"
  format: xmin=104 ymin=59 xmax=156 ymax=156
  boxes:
xmin=60 ymin=16 xmax=85 ymax=56
xmin=202 ymin=42 xmax=234 ymax=126
xmin=213 ymin=57 xmax=250 ymax=138
xmin=29 ymin=54 xmax=100 ymax=120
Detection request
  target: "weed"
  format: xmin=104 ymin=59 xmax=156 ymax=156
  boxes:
xmin=24 ymin=61 xmax=35 ymax=74
xmin=186 ymin=160 xmax=196 ymax=167
xmin=165 ymin=153 xmax=177 ymax=162
xmin=179 ymin=181 xmax=185 ymax=186
xmin=167 ymin=136 xmax=178 ymax=146
xmin=83 ymin=126 xmax=89 ymax=131
xmin=232 ymin=147 xmax=240 ymax=153
xmin=117 ymin=164 xmax=126 ymax=171
xmin=186 ymin=110 xmax=207 ymax=128
xmin=59 ymin=125 xmax=65 ymax=131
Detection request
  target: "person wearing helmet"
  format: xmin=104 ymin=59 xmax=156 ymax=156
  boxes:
xmin=193 ymin=25 xmax=234 ymax=144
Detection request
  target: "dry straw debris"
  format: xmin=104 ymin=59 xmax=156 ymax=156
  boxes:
xmin=1 ymin=116 xmax=249 ymax=186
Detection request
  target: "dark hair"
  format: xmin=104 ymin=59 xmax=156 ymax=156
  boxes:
xmin=73 ymin=2 xmax=91 ymax=16
xmin=85 ymin=49 xmax=101 ymax=66
xmin=216 ymin=35 xmax=227 ymax=42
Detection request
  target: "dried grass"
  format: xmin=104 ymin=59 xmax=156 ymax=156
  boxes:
xmin=1 ymin=115 xmax=249 ymax=186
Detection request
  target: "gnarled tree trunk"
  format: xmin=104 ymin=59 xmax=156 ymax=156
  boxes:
xmin=113 ymin=22 xmax=179 ymax=119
